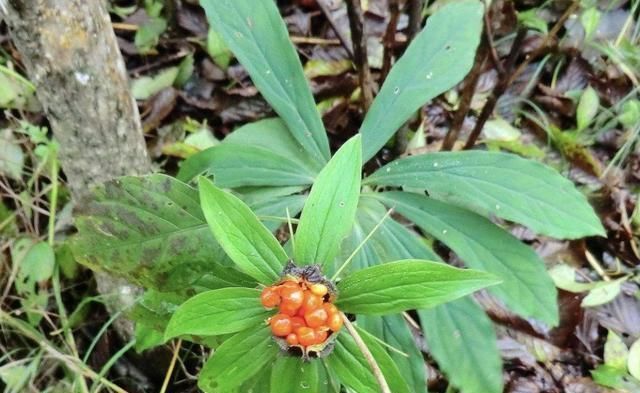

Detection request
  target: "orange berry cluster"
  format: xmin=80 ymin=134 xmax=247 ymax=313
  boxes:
xmin=261 ymin=279 xmax=343 ymax=348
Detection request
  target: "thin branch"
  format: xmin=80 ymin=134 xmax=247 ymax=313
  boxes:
xmin=341 ymin=313 xmax=392 ymax=393
xmin=441 ymin=36 xmax=488 ymax=150
xmin=463 ymin=27 xmax=527 ymax=149
xmin=316 ymin=0 xmax=354 ymax=57
xmin=160 ymin=339 xmax=182 ymax=393
xmin=483 ymin=3 xmax=504 ymax=75
xmin=381 ymin=0 xmax=401 ymax=82
xmin=332 ymin=208 xmax=393 ymax=280
xmin=345 ymin=0 xmax=374 ymax=111
xmin=407 ymin=0 xmax=424 ymax=40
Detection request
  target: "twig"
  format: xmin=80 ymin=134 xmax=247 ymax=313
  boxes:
xmin=463 ymin=27 xmax=527 ymax=149
xmin=345 ymin=0 xmax=374 ymax=111
xmin=441 ymin=36 xmax=488 ymax=150
xmin=483 ymin=3 xmax=504 ymax=75
xmin=380 ymin=0 xmax=401 ymax=82
xmin=341 ymin=313 xmax=391 ymax=393
xmin=316 ymin=0 xmax=354 ymax=57
xmin=290 ymin=36 xmax=341 ymax=45
xmin=407 ymin=0 xmax=424 ymax=41
xmin=160 ymin=339 xmax=182 ymax=393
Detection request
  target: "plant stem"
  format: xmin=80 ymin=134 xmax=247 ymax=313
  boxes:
xmin=160 ymin=339 xmax=182 ymax=393
xmin=47 ymin=152 xmax=59 ymax=246
xmin=463 ymin=27 xmax=527 ymax=149
xmin=345 ymin=0 xmax=374 ymax=111
xmin=441 ymin=36 xmax=488 ymax=151
xmin=316 ymin=0 xmax=354 ymax=57
xmin=407 ymin=0 xmax=424 ymax=40
xmin=380 ymin=0 xmax=400 ymax=82
xmin=331 ymin=209 xmax=393 ymax=280
xmin=341 ymin=313 xmax=391 ymax=393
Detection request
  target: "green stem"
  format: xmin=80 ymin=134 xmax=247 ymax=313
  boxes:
xmin=331 ymin=209 xmax=393 ymax=280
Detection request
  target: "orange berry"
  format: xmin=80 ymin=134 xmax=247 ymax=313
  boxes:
xmin=327 ymin=313 xmax=343 ymax=332
xmin=323 ymin=303 xmax=338 ymax=316
xmin=280 ymin=287 xmax=304 ymax=307
xmin=260 ymin=287 xmax=280 ymax=308
xmin=270 ymin=314 xmax=292 ymax=337
xmin=309 ymin=283 xmax=328 ymax=297
xmin=299 ymin=292 xmax=322 ymax=315
xmin=280 ymin=302 xmax=300 ymax=316
xmin=290 ymin=316 xmax=305 ymax=330
xmin=304 ymin=307 xmax=328 ymax=328
xmin=314 ymin=329 xmax=328 ymax=344
xmin=296 ymin=327 xmax=316 ymax=347
xmin=286 ymin=333 xmax=299 ymax=346
xmin=277 ymin=281 xmax=299 ymax=292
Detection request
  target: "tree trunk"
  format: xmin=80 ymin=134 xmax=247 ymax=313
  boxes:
xmin=2 ymin=0 xmax=151 ymax=339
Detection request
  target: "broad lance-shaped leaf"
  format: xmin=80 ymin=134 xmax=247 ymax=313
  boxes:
xmin=201 ymin=0 xmax=330 ymax=165
xmin=420 ymin=298 xmax=502 ymax=393
xmin=336 ymin=260 xmax=500 ymax=314
xmin=165 ymin=288 xmax=271 ymax=339
xmin=350 ymin=197 xmax=501 ymax=393
xmin=175 ymin=143 xmax=315 ymax=188
xmin=360 ymin=0 xmax=483 ymax=161
xmin=198 ymin=326 xmax=279 ymax=392
xmin=178 ymin=118 xmax=320 ymax=184
xmin=373 ymin=191 xmax=559 ymax=325
xmin=198 ymin=177 xmax=288 ymax=284
xmin=365 ymin=151 xmax=605 ymax=238
xmin=294 ymin=135 xmax=362 ymax=267
xmin=325 ymin=330 xmax=411 ymax=393
xmin=72 ymin=175 xmax=237 ymax=290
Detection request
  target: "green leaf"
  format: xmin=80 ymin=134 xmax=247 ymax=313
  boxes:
xmin=177 ymin=143 xmax=315 ymax=188
xmin=73 ymin=175 xmax=237 ymax=290
xmin=365 ymin=151 xmax=604 ymax=239
xmin=130 ymin=67 xmax=178 ymax=100
xmin=198 ymin=326 xmax=279 ymax=392
xmin=629 ymin=338 xmax=640 ymax=380
xmin=135 ymin=17 xmax=167 ymax=52
xmin=359 ymin=0 xmax=483 ymax=161
xmin=325 ymin=330 xmax=410 ymax=393
xmin=373 ymin=192 xmax=559 ymax=324
xmin=336 ymin=259 xmax=499 ymax=315
xmin=207 ymin=28 xmax=232 ymax=69
xmin=294 ymin=135 xmax=362 ymax=267
xmin=165 ymin=288 xmax=270 ymax=340
xmin=178 ymin=118 xmax=320 ymax=183
xmin=0 ymin=129 xmax=24 ymax=180
xmin=581 ymin=278 xmax=626 ymax=307
xmin=198 ymin=177 xmax=288 ymax=284
xmin=604 ymin=330 xmax=629 ymax=371
xmin=577 ymin=86 xmax=600 ymax=131
xmin=251 ymin=194 xmax=307 ymax=233
xmin=420 ymin=298 xmax=503 ymax=393
xmin=201 ymin=0 xmax=330 ymax=164
xmin=358 ymin=314 xmax=426 ymax=393
xmin=270 ymin=357 xmax=328 ymax=393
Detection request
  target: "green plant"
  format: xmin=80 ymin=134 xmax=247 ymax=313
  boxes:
xmin=72 ymin=0 xmax=605 ymax=392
